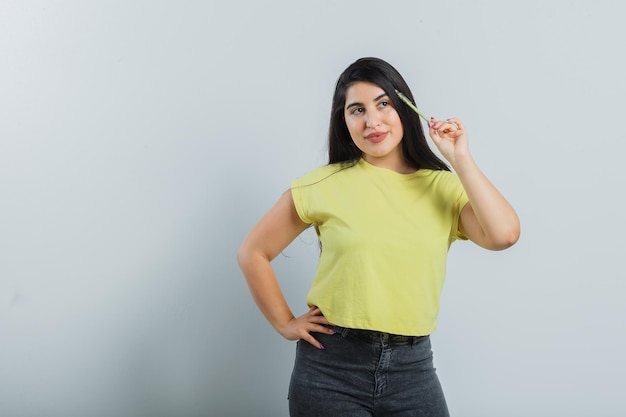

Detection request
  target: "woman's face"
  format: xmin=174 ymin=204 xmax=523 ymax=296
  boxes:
xmin=344 ymin=81 xmax=405 ymax=170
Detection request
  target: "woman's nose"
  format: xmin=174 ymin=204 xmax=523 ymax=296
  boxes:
xmin=365 ymin=113 xmax=380 ymax=129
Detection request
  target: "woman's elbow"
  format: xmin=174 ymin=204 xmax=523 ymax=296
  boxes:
xmin=237 ymin=241 xmax=253 ymax=270
xmin=237 ymin=240 xmax=272 ymax=272
xmin=236 ymin=246 xmax=245 ymax=268
xmin=489 ymin=224 xmax=521 ymax=251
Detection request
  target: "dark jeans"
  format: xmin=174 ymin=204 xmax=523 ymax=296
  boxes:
xmin=288 ymin=327 xmax=449 ymax=417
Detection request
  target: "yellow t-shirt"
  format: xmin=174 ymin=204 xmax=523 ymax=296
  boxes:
xmin=290 ymin=158 xmax=469 ymax=336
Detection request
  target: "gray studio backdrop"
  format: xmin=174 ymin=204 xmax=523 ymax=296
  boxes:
xmin=1 ymin=1 xmax=624 ymax=416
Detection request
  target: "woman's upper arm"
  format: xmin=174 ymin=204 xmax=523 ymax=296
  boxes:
xmin=458 ymin=202 xmax=488 ymax=248
xmin=238 ymin=190 xmax=311 ymax=262
xmin=459 ymin=202 xmax=519 ymax=251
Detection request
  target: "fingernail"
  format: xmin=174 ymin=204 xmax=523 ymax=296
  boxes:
xmin=319 ymin=344 xmax=325 ymax=350
xmin=427 ymin=122 xmax=431 ymax=128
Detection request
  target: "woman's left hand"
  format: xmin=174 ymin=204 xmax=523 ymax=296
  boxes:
xmin=428 ymin=117 xmax=469 ymax=165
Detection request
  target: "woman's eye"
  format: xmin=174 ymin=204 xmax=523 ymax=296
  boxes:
xmin=351 ymin=107 xmax=364 ymax=115
xmin=379 ymin=101 xmax=389 ymax=108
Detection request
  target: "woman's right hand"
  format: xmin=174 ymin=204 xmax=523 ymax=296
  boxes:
xmin=278 ymin=306 xmax=335 ymax=350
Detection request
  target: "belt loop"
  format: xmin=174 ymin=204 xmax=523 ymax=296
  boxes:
xmin=340 ymin=327 xmax=350 ymax=338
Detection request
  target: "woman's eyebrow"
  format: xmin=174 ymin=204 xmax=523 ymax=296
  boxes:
xmin=346 ymin=93 xmax=388 ymax=110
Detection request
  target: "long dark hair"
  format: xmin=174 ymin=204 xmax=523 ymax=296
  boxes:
xmin=328 ymin=57 xmax=449 ymax=171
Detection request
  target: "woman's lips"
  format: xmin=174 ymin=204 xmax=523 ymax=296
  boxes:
xmin=365 ymin=131 xmax=388 ymax=143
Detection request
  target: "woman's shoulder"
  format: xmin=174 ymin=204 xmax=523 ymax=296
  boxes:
xmin=418 ymin=168 xmax=467 ymax=201
xmin=292 ymin=161 xmax=355 ymax=187
xmin=418 ymin=167 xmax=458 ymax=182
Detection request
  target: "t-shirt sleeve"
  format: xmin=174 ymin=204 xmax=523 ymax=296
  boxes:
xmin=449 ymin=174 xmax=470 ymax=241
xmin=290 ymin=178 xmax=312 ymax=225
xmin=290 ymin=164 xmax=341 ymax=225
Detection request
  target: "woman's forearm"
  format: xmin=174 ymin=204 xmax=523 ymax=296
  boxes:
xmin=238 ymin=250 xmax=295 ymax=334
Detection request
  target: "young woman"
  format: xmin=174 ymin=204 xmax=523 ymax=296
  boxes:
xmin=238 ymin=57 xmax=520 ymax=417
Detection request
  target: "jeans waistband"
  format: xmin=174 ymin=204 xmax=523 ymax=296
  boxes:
xmin=331 ymin=326 xmax=427 ymax=346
